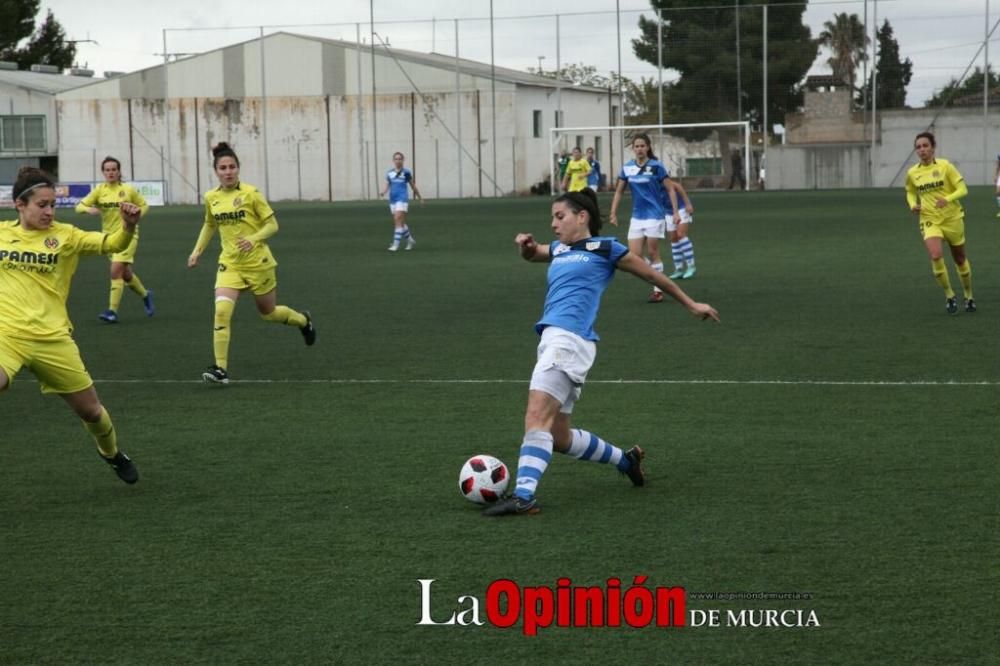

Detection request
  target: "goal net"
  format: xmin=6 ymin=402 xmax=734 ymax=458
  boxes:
xmin=550 ymin=121 xmax=752 ymax=192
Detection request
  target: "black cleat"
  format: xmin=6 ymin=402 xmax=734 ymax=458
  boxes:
xmin=482 ymin=495 xmax=539 ymax=517
xmin=102 ymin=451 xmax=138 ymax=484
xmin=964 ymin=298 xmax=977 ymax=313
xmin=202 ymin=365 xmax=229 ymax=385
xmin=622 ymin=446 xmax=646 ymax=487
xmin=946 ymin=297 xmax=959 ymax=315
xmin=300 ymin=311 xmax=317 ymax=346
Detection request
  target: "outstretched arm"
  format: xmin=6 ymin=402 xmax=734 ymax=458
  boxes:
xmin=515 ymin=233 xmax=551 ymax=263
xmin=617 ymin=252 xmax=719 ymax=321
xmin=609 ymin=179 xmax=627 ymax=227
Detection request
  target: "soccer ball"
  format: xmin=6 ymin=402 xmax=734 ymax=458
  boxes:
xmin=458 ymin=455 xmax=510 ymax=504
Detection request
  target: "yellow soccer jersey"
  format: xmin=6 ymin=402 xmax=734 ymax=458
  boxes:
xmin=565 ymin=158 xmax=592 ymax=192
xmin=76 ymin=182 xmax=148 ymax=237
xmin=198 ymin=182 xmax=278 ymax=268
xmin=905 ymin=158 xmax=967 ymax=225
xmin=0 ymin=220 xmax=133 ymax=339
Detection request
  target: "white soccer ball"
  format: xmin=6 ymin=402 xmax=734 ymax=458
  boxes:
xmin=458 ymin=454 xmax=510 ymax=504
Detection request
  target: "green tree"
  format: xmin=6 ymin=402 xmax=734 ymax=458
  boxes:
xmin=632 ymin=1 xmax=817 ymax=128
xmin=926 ymin=65 xmax=999 ymax=108
xmin=818 ymin=12 xmax=869 ymax=90
xmin=859 ymin=20 xmax=912 ymax=109
xmin=528 ymin=62 xmax=656 ymax=121
xmin=0 ymin=3 xmax=75 ymax=70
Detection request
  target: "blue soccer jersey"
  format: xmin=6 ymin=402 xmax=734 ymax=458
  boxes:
xmin=619 ymin=159 xmax=668 ymax=220
xmin=587 ymin=159 xmax=602 ymax=188
xmin=535 ymin=236 xmax=630 ymax=341
xmin=660 ymin=173 xmax=687 ymax=215
xmin=386 ymin=167 xmax=412 ymax=204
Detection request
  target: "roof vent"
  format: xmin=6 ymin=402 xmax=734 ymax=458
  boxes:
xmin=103 ymin=71 xmax=125 ymax=78
xmin=69 ymin=67 xmax=94 ymax=77
xmin=29 ymin=64 xmax=60 ymax=74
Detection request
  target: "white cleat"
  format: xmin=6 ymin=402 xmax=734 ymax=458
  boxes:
xmin=387 ymin=243 xmax=400 ymax=252
xmin=405 ymin=238 xmax=416 ymax=250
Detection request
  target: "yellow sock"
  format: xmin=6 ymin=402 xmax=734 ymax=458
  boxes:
xmin=126 ymin=273 xmax=148 ymax=298
xmin=84 ymin=407 xmax=118 ymax=458
xmin=261 ymin=305 xmax=306 ymax=328
xmin=957 ymin=259 xmax=972 ymax=299
xmin=214 ymin=297 xmax=235 ymax=369
xmin=930 ymin=258 xmax=954 ymax=298
xmin=109 ymin=279 xmax=124 ymax=312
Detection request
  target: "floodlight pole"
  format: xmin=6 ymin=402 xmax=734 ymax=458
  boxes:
xmin=761 ymin=4 xmax=767 ymax=192
xmin=985 ymin=0 xmax=990 ymax=184
xmin=370 ymin=0 xmax=378 ymax=198
xmin=657 ymin=9 xmax=663 ymax=153
xmin=870 ymin=0 xmax=878 ymax=187
xmin=162 ymin=29 xmax=171 ymax=204
xmin=454 ymin=19 xmax=462 ymax=198
xmin=490 ymin=0 xmax=498 ymax=196
xmin=259 ymin=26 xmax=270 ymax=199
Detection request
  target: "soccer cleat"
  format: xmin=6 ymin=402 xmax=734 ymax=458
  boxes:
xmin=300 ymin=310 xmax=317 ymax=346
xmin=387 ymin=243 xmax=400 ymax=252
xmin=98 ymin=309 xmax=118 ymax=323
xmin=622 ymin=446 xmax=646 ymax=487
xmin=405 ymin=237 xmax=416 ymax=250
xmin=102 ymin=451 xmax=138 ymax=485
xmin=647 ymin=290 xmax=664 ymax=303
xmin=946 ymin=297 xmax=959 ymax=315
xmin=481 ymin=494 xmax=540 ymax=517
xmin=143 ymin=289 xmax=155 ymax=317
xmin=202 ymin=364 xmax=230 ymax=385
xmin=681 ymin=267 xmax=697 ymax=279
xmin=668 ymin=269 xmax=685 ymax=280
xmin=964 ymin=298 xmax=977 ymax=313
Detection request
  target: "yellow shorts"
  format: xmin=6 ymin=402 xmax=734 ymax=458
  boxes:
xmin=920 ymin=215 xmax=965 ymax=246
xmin=0 ymin=332 xmax=94 ymax=395
xmin=110 ymin=234 xmax=139 ymax=264
xmin=214 ymin=263 xmax=277 ymax=295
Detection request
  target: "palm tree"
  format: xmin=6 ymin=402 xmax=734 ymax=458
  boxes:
xmin=818 ymin=12 xmax=869 ymax=90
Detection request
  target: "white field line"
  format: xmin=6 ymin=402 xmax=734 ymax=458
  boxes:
xmin=86 ymin=378 xmax=1000 ymax=386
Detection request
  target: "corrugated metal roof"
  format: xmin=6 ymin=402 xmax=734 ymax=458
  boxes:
xmin=0 ymin=68 xmax=95 ymax=94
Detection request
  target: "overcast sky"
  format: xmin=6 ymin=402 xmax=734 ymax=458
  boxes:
xmin=41 ymin=0 xmax=997 ymax=108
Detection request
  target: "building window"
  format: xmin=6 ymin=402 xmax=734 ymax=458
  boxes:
xmin=574 ymin=135 xmax=584 ymax=150
xmin=1 ymin=116 xmax=46 ymax=152
xmin=554 ymin=109 xmax=564 ymax=128
xmin=594 ymin=136 xmax=602 ymax=160
xmin=611 ymin=105 xmax=619 ymax=126
xmin=533 ymin=110 xmax=542 ymax=138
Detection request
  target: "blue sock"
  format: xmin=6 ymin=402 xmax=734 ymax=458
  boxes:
xmin=680 ymin=238 xmax=695 ymax=266
xmin=513 ymin=430 xmax=553 ymax=500
xmin=565 ymin=428 xmax=628 ymax=472
xmin=671 ymin=242 xmax=684 ymax=271
xmin=400 ymin=225 xmax=411 ymax=240
xmin=392 ymin=229 xmax=403 ymax=244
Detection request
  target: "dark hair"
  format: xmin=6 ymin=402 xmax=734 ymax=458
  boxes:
xmin=212 ymin=142 xmax=240 ymax=167
xmin=554 ymin=188 xmax=602 ymax=236
xmin=101 ymin=156 xmax=121 ymax=173
xmin=13 ymin=166 xmax=55 ymax=202
xmin=915 ymin=131 xmax=936 ymax=148
xmin=393 ymin=151 xmax=404 ymax=160
xmin=631 ymin=133 xmax=657 ymax=160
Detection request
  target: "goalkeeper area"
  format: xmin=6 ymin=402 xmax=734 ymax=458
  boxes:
xmin=1 ymin=188 xmax=997 ymax=662
xmin=551 ymin=121 xmax=752 ymax=191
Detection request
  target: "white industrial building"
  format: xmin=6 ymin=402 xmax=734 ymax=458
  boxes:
xmin=55 ymin=32 xmax=622 ymax=203
xmin=0 ymin=64 xmax=95 ymax=183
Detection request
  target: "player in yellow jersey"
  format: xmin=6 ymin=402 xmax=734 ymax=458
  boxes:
xmin=560 ymin=147 xmax=592 ymax=193
xmin=904 ymin=132 xmax=975 ymax=314
xmin=187 ymin=143 xmax=317 ymax=385
xmin=75 ymin=156 xmax=153 ymax=323
xmin=0 ymin=167 xmax=141 ymax=484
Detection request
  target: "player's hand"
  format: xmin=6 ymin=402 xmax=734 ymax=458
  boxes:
xmin=686 ymin=204 xmax=695 ymax=214
xmin=673 ymin=212 xmax=681 ymax=225
xmin=236 ymin=237 xmax=255 ymax=253
xmin=120 ymin=202 xmax=141 ymax=227
xmin=187 ymin=252 xmax=200 ymax=268
xmin=935 ymin=197 xmax=948 ymax=209
xmin=515 ymin=233 xmax=536 ymax=250
xmin=609 ymin=213 xmax=619 ymax=227
xmin=87 ymin=206 xmax=100 ymax=216
xmin=688 ymin=302 xmax=720 ymax=322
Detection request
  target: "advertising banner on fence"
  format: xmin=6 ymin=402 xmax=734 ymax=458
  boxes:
xmin=0 ymin=181 xmax=165 ymax=208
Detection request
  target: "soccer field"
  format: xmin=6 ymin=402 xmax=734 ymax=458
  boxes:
xmin=1 ymin=189 xmax=997 ymax=663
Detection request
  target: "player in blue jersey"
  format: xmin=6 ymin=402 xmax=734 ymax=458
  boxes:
xmin=483 ymin=188 xmax=719 ymax=516
xmin=663 ymin=178 xmax=696 ymax=279
xmin=994 ymin=152 xmax=1000 ymax=217
xmin=379 ymin=152 xmax=423 ymax=251
xmin=585 ymin=147 xmax=601 ymax=191
xmin=609 ymin=134 xmax=680 ymax=303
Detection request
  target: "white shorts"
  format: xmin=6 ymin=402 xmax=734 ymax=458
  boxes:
xmin=627 ymin=218 xmax=665 ymax=240
xmin=666 ymin=209 xmax=693 ymax=232
xmin=995 ymin=174 xmax=1000 ymax=188
xmin=389 ymin=201 xmax=409 ymax=214
xmin=529 ymin=326 xmax=597 ymax=414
